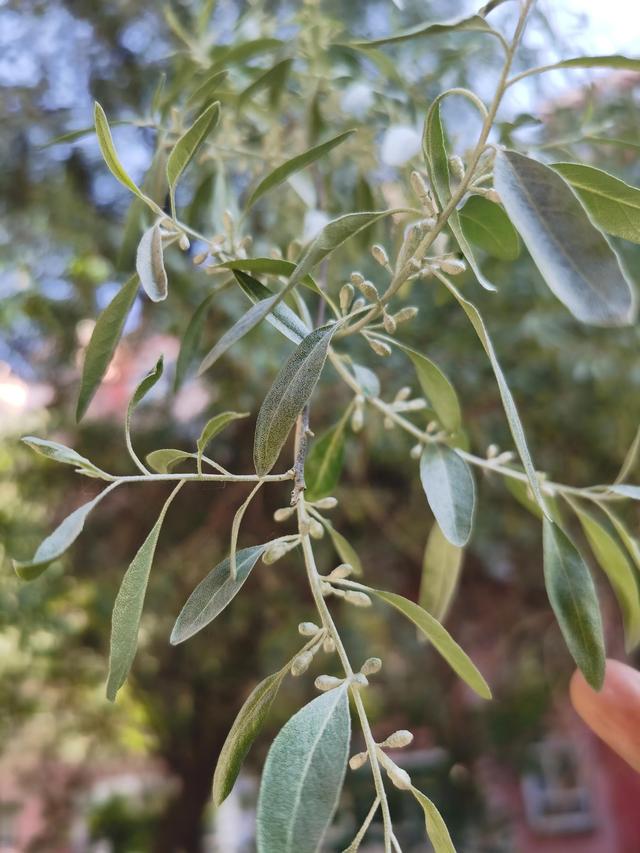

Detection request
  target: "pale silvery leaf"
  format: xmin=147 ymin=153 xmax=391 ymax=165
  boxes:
xmin=256 ymin=685 xmax=350 ymax=853
xmin=420 ymin=444 xmax=475 ymax=547
xmin=22 ymin=436 xmax=109 ymax=480
xmin=234 ymin=270 xmax=310 ymax=344
xmin=419 ymin=522 xmax=464 ymax=623
xmin=198 ymin=296 xmax=280 ymax=376
xmin=136 ymin=225 xmax=168 ymax=302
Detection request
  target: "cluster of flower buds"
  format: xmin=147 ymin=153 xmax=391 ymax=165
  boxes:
xmin=262 ymin=536 xmax=301 ymax=565
xmin=351 ymin=271 xmax=379 ymax=303
xmin=384 ymin=386 xmax=428 ymax=430
xmin=193 ymin=210 xmax=252 ymax=268
xmin=320 ymin=580 xmax=372 ymax=608
xmin=298 ymin=621 xmax=336 ymax=655
xmin=486 ymin=443 xmax=516 ymax=466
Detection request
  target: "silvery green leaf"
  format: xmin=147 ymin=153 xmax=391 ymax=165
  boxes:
xmin=347 ymin=14 xmax=499 ymax=48
xmin=136 ymin=225 xmax=168 ymax=302
xmin=196 ymin=411 xmax=249 ymax=472
xmin=94 ymin=102 xmax=146 ymax=201
xmin=610 ymin=484 xmax=640 ymax=499
xmin=107 ymin=482 xmax=183 ymax=700
xmin=166 ymin=101 xmax=220 ymax=209
xmin=419 ymin=522 xmax=464 ymax=623
xmin=246 ymin=130 xmax=355 ymax=210
xmin=146 ymin=448 xmax=193 ymax=473
xmin=459 ymin=195 xmax=520 ymax=260
xmin=256 ymin=685 xmax=350 ymax=853
xmin=305 ymin=412 xmax=348 ymax=501
xmin=542 ymin=518 xmax=605 ymax=690
xmin=174 ymin=292 xmax=215 ymax=390
xmin=601 ymin=506 xmax=640 ymax=574
xmin=43 ymin=119 xmax=128 ymax=148
xmin=238 ymin=58 xmax=292 ymax=109
xmin=318 ymin=518 xmax=363 ymax=576
xmin=552 ymin=163 xmax=640 ymax=244
xmin=351 ymin=363 xmax=380 ymax=398
xmin=211 ymin=257 xmax=321 ymax=295
xmin=170 ymin=545 xmax=266 ymax=644
xmin=198 ymin=296 xmax=279 ymax=376
xmin=493 ymin=149 xmax=636 ymax=326
xmin=411 ymin=787 xmax=455 ymax=853
xmin=570 ymin=502 xmax=640 ymax=651
xmin=420 ymin=444 xmax=475 ymax=547
xmin=234 ymin=270 xmax=309 ymax=344
xmin=513 ymin=55 xmax=640 ymax=84
xmin=125 ymin=357 xmax=164 ymax=472
xmin=423 ymin=99 xmax=497 ymax=291
xmin=209 ymin=38 xmax=283 ymax=74
xmin=13 ymin=485 xmax=116 ymax=581
xmin=213 ymin=661 xmax=290 ymax=806
xmin=76 ymin=275 xmax=138 ymax=422
xmin=21 ymin=436 xmax=109 ymax=480
xmin=254 ymin=324 xmax=339 ymax=476
xmin=186 ymin=69 xmax=228 ymax=106
xmin=369 ymin=586 xmax=491 ymax=699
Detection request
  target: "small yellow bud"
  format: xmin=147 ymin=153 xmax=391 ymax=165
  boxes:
xmin=323 ymin=636 xmax=336 ymax=654
xmin=357 ymin=279 xmax=379 ymax=302
xmin=192 ymin=251 xmax=208 ymax=265
xmin=309 ymin=519 xmax=324 ymax=540
xmin=350 ymin=271 xmax=364 ymax=286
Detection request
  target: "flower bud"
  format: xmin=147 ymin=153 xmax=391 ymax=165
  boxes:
xmin=371 ymin=244 xmax=390 ymax=267
xmin=410 ymin=443 xmax=423 ymax=459
xmin=382 ymin=730 xmax=413 ymax=749
xmin=387 ymin=763 xmax=412 ymax=790
xmin=345 ymin=590 xmax=372 ymax=608
xmin=262 ymin=541 xmax=289 ymax=564
xmin=274 ymin=506 xmax=295 ymax=522
xmin=439 ymin=258 xmax=466 ymax=276
xmin=352 ymin=297 xmax=366 ymax=313
xmin=351 ymin=672 xmax=369 ymax=687
xmin=192 ymin=251 xmax=208 ymax=265
xmin=448 ymin=155 xmax=465 ymax=180
xmin=383 ymin=311 xmax=397 ymax=334
xmin=368 ymin=339 xmax=391 ymax=358
xmin=315 ymin=674 xmax=344 ymax=692
xmin=394 ymin=386 xmax=411 ymax=403
xmin=361 ymin=657 xmax=382 ymax=676
xmin=410 ymin=170 xmax=430 ymax=200
xmin=349 ymin=751 xmax=369 ymax=770
xmin=179 ymin=234 xmax=190 ymax=251
xmin=486 ymin=188 xmax=501 ymax=203
xmin=329 ymin=563 xmax=353 ymax=580
xmin=291 ymin=651 xmax=313 ymax=676
xmin=350 ymin=271 xmax=364 ymax=286
xmin=323 ymin=636 xmax=336 ymax=654
xmin=313 ymin=496 xmax=338 ymax=510
xmin=340 ymin=283 xmax=355 ymax=313
xmin=393 ymin=306 xmax=418 ymax=324
xmin=298 ymin=621 xmax=320 ymax=637
xmin=309 ymin=519 xmax=324 ymax=540
xmin=357 ymin=280 xmax=379 ymax=302
xmin=486 ymin=443 xmax=499 ymax=459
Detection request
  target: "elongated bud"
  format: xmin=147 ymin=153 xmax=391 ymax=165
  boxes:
xmin=323 ymin=636 xmax=336 ymax=654
xmin=395 ymin=399 xmax=427 ymax=413
xmin=410 ymin=170 xmax=430 ymax=200
xmin=223 ymin=209 xmax=234 ymax=234
xmin=349 ymin=751 xmax=369 ymax=770
xmin=448 ymin=155 xmax=465 ymax=180
xmin=192 ymin=251 xmax=208 ymax=265
xmin=394 ymin=386 xmax=411 ymax=403
xmin=427 ymin=420 xmax=439 ymax=433
xmin=361 ymin=657 xmax=382 ymax=676
xmin=351 ymin=672 xmax=369 ymax=687
xmin=383 ymin=311 xmax=397 ymax=334
xmin=274 ymin=506 xmax=296 ymax=522
xmin=329 ymin=563 xmax=353 ymax=580
xmin=439 ymin=258 xmax=466 ymax=276
xmin=371 ymin=244 xmax=389 ymax=267
xmin=393 ymin=306 xmax=418 ymax=324
xmin=309 ymin=518 xmax=324 ymax=540
xmin=368 ymin=339 xmax=391 ymax=358
xmin=387 ymin=763 xmax=412 ymax=790
xmin=382 ymin=730 xmax=413 ymax=749
xmin=357 ymin=280 xmax=379 ymax=302
xmin=410 ymin=443 xmax=423 ymax=459
xmin=495 ymin=450 xmax=515 ymax=465
xmin=345 ymin=590 xmax=372 ymax=608
xmin=313 ymin=496 xmax=338 ymax=510
xmin=263 ymin=539 xmax=298 ymax=564
xmin=315 ymin=674 xmax=344 ymax=692
xmin=291 ymin=651 xmax=313 ymax=676
xmin=486 ymin=188 xmax=501 ymax=203
xmin=340 ymin=283 xmax=355 ymax=313
xmin=179 ymin=233 xmax=190 ymax=251
xmin=352 ymin=297 xmax=366 ymax=313
xmin=351 ymin=397 xmax=365 ymax=433
xmin=298 ymin=621 xmax=320 ymax=637
xmin=486 ymin=443 xmax=499 ymax=459
xmin=350 ymin=271 xmax=364 ymax=286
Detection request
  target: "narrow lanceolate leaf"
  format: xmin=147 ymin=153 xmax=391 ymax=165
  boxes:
xmin=304 ymin=411 xmax=349 ymax=501
xmin=610 ymin=484 xmax=640 ymax=500
xmin=601 ymin=506 xmax=640 ymax=575
xmin=380 ymin=336 xmax=461 ymax=433
xmin=186 ymin=69 xmax=228 ymax=106
xmin=370 ymin=587 xmax=491 ymax=699
xmin=170 ymin=545 xmax=266 ymax=644
xmin=552 ymin=163 xmax=640 ymax=244
xmin=459 ymin=195 xmax=520 ymax=261
xmin=411 ymin=788 xmax=456 ymax=853
xmin=197 ymin=411 xmax=249 ymax=472
xmin=256 ymin=686 xmax=350 ymax=853
xmin=238 ymin=58 xmax=293 ymax=109
xmin=254 ymin=324 xmax=338 ymax=476
xmin=126 ymin=357 xmax=164 ymax=471
xmin=419 ymin=444 xmax=475 ymax=548
xmin=107 ymin=482 xmax=183 ymax=701
xmin=234 ymin=270 xmax=309 ymax=344
xmin=76 ymin=275 xmax=139 ymax=422
xmin=198 ymin=296 xmax=279 ymax=376
xmin=94 ymin=102 xmax=146 ymax=200
xmin=174 ymin=292 xmax=215 ymax=390
xmin=211 ymin=257 xmax=321 ymax=295
xmin=166 ymin=101 xmax=220 ymax=208
xmin=493 ymin=149 xmax=635 ymax=327
xmin=13 ymin=486 xmax=116 ymax=581
xmin=439 ymin=276 xmax=548 ymax=518
xmin=318 ymin=518 xmax=363 ymax=576
xmin=146 ymin=448 xmax=193 ymax=473
xmin=542 ymin=518 xmax=605 ymax=690
xmin=21 ymin=436 xmax=109 ymax=480
xmin=419 ymin=522 xmax=464 ymax=623
xmin=516 ymin=55 xmax=640 ymax=83
xmin=213 ymin=662 xmax=290 ymax=806
xmin=246 ymin=130 xmax=355 ymax=209
xmin=348 ymin=14 xmax=499 ymax=48
xmin=423 ymin=99 xmax=496 ymax=291
xmin=136 ymin=225 xmax=168 ymax=302
xmin=571 ymin=503 xmax=640 ymax=651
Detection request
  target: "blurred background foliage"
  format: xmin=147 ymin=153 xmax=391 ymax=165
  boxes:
xmin=1 ymin=0 xmax=639 ymax=850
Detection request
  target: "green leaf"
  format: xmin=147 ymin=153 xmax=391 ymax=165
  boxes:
xmin=209 ymin=38 xmax=283 ymax=73
xmin=166 ymin=101 xmax=220 ymax=210
xmin=601 ymin=506 xmax=640 ymax=575
xmin=370 ymin=587 xmax=491 ymax=699
xmin=234 ymin=270 xmax=309 ymax=344
xmin=238 ymin=58 xmax=292 ymax=109
xmin=571 ymin=503 xmax=640 ymax=651
xmin=170 ymin=545 xmax=266 ymax=644
xmin=493 ymin=149 xmax=635 ymax=326
xmin=350 ymin=363 xmax=380 ymax=398
xmin=411 ymin=788 xmax=456 ymax=853
xmin=552 ymin=162 xmax=640 ymax=244
xmin=256 ymin=685 xmax=350 ymax=853
xmin=125 ymin=357 xmax=164 ymax=472
xmin=146 ymin=448 xmax=193 ymax=473
xmin=419 ymin=522 xmax=464 ymax=623
xmin=13 ymin=485 xmax=116 ymax=581
xmin=186 ymin=69 xmax=228 ymax=106
xmin=196 ymin=411 xmax=249 ymax=473
xmin=380 ymin=337 xmax=461 ymax=433
xmin=136 ymin=225 xmax=168 ymax=302
xmin=305 ymin=411 xmax=349 ymax=501
xmin=542 ymin=518 xmax=605 ymax=689
xmin=42 ymin=120 xmax=129 ymax=148
xmin=347 ymin=14 xmax=499 ymax=48
xmin=211 ymin=257 xmax=321 ymax=295
xmin=76 ymin=275 xmax=139 ymax=422
xmin=246 ymin=130 xmax=355 ymax=209
xmin=213 ymin=661 xmax=290 ymax=806
xmin=174 ymin=292 xmax=215 ymax=390
xmin=107 ymin=482 xmax=183 ymax=700
xmin=423 ymin=99 xmax=497 ymax=291
xmin=94 ymin=102 xmax=146 ymax=200
xmin=21 ymin=436 xmax=109 ymax=480
xmin=318 ymin=518 xmax=363 ymax=576
xmin=459 ymin=195 xmax=520 ymax=260
xmin=420 ymin=444 xmax=475 ymax=547
xmin=198 ymin=296 xmax=279 ymax=376
xmin=524 ymin=55 xmax=640 ymax=81
xmin=439 ymin=276 xmax=548 ymax=518
xmin=254 ymin=324 xmax=339 ymax=476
